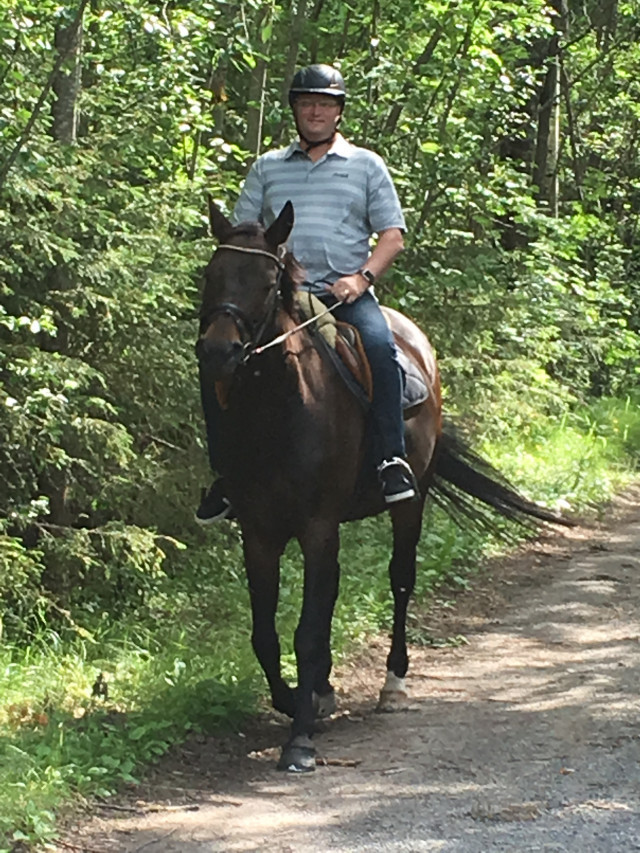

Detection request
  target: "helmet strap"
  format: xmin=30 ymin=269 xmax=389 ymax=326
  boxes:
xmin=299 ymin=130 xmax=337 ymax=150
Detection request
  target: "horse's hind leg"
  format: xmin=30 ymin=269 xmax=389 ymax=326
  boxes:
xmin=378 ymin=498 xmax=424 ymax=712
xmin=243 ymin=530 xmax=295 ymax=718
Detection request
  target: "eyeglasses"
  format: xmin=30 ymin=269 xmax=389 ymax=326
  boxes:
xmin=295 ymin=98 xmax=341 ymax=111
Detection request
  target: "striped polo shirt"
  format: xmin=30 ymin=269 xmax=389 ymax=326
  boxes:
xmin=232 ymin=134 xmax=406 ymax=293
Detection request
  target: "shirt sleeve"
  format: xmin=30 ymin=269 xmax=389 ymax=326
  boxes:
xmin=231 ymin=159 xmax=265 ymax=225
xmin=366 ymin=153 xmax=406 ymax=234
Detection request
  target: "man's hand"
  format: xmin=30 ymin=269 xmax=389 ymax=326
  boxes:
xmin=327 ymin=273 xmax=368 ymax=304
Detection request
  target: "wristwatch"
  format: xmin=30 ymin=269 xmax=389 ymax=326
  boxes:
xmin=359 ymin=268 xmax=376 ymax=287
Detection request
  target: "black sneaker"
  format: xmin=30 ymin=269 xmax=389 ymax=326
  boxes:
xmin=377 ymin=457 xmax=418 ymax=504
xmin=195 ymin=479 xmax=236 ymax=525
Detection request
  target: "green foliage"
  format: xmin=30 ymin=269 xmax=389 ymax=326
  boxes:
xmin=1 ymin=0 xmax=640 ymax=847
xmin=0 ymin=399 xmax=639 ymax=848
xmin=2 ymin=396 xmax=639 ymax=848
xmin=0 ymin=629 xmax=257 ymax=849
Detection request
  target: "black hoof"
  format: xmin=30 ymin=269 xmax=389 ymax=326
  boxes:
xmin=277 ymin=737 xmax=316 ymax=773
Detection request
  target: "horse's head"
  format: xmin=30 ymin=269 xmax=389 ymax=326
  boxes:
xmin=196 ymin=199 xmax=299 ymax=378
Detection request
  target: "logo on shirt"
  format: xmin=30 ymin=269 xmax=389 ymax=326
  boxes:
xmin=332 ymin=171 xmax=349 ymax=178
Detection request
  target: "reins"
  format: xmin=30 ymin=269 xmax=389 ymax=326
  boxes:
xmin=251 ymin=301 xmax=343 ymax=356
xmin=213 ymin=243 xmax=345 ymax=362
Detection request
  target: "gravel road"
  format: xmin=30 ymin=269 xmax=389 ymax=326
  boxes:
xmin=58 ymin=488 xmax=640 ymax=852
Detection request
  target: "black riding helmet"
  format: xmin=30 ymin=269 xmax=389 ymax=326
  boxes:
xmin=288 ymin=64 xmax=346 ymax=109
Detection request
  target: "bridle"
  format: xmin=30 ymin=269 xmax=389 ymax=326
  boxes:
xmin=203 ymin=243 xmax=343 ymax=364
xmin=205 ymin=243 xmax=286 ymax=363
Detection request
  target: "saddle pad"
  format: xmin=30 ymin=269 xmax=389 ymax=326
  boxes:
xmin=295 ymin=291 xmax=428 ymax=411
xmin=396 ymin=348 xmax=429 ymax=411
xmin=295 ymin=291 xmax=337 ymax=346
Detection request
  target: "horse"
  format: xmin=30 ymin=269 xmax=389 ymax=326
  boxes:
xmin=196 ymin=199 xmax=570 ymax=773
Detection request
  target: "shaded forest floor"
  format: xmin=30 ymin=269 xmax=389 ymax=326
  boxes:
xmin=55 ymin=486 xmax=640 ymax=852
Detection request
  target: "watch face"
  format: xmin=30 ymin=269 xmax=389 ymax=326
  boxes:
xmin=362 ymin=269 xmax=375 ymax=285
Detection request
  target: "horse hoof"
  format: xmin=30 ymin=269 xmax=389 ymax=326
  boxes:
xmin=277 ymin=736 xmax=316 ymax=773
xmin=313 ymin=689 xmax=337 ymax=719
xmin=377 ymin=671 xmax=409 ymax=712
xmin=376 ymin=688 xmax=410 ymax=712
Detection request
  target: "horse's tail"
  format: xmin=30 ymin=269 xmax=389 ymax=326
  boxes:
xmin=430 ymin=426 xmax=575 ymax=533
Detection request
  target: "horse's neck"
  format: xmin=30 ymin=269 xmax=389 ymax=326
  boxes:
xmin=230 ymin=317 xmax=321 ymax=419
xmin=222 ymin=335 xmax=303 ymax=476
xmin=222 ymin=315 xmax=364 ymax=489
xmin=235 ymin=325 xmax=300 ymax=408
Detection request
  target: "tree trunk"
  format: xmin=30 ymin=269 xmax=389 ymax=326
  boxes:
xmin=362 ymin=0 xmax=380 ymax=143
xmin=273 ymin=0 xmax=311 ymax=144
xmin=51 ymin=16 xmax=83 ymax=144
xmin=45 ymin=6 xmax=88 ymax=525
xmin=533 ymin=38 xmax=559 ymax=213
xmin=246 ymin=59 xmax=268 ymax=158
xmin=309 ymin=0 xmax=327 ymax=63
xmin=245 ymin=5 xmax=272 ymax=159
xmin=533 ymin=0 xmax=568 ymax=215
xmin=279 ymin=0 xmax=310 ymax=106
xmin=592 ymin=0 xmax=618 ymax=49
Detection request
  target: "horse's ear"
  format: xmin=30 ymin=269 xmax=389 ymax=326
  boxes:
xmin=265 ymin=201 xmax=294 ymax=248
xmin=207 ymin=195 xmax=233 ymax=242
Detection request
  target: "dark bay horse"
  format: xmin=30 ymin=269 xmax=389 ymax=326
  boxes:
xmin=196 ymin=199 xmax=570 ymax=772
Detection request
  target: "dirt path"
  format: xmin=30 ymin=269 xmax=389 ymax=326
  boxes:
xmin=59 ymin=488 xmax=640 ymax=852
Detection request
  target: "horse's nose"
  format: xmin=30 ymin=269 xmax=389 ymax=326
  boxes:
xmin=196 ymin=336 xmax=244 ymax=376
xmin=196 ymin=336 xmax=243 ymax=359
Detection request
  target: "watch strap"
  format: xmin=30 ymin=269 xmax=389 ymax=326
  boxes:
xmin=359 ymin=268 xmax=376 ymax=286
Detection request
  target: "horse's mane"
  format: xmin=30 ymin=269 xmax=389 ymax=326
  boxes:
xmin=281 ymin=253 xmax=305 ymax=315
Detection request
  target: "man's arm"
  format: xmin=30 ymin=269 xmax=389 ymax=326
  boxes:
xmin=231 ymin=160 xmax=265 ymax=225
xmin=327 ymin=227 xmax=404 ymax=304
xmin=362 ymin=228 xmax=404 ymax=280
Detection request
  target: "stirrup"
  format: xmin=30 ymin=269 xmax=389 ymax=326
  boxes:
xmin=377 ymin=456 xmax=414 ymax=476
xmin=377 ymin=457 xmax=418 ymax=504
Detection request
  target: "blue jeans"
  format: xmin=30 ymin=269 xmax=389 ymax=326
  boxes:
xmin=319 ymin=289 xmax=405 ymax=463
xmin=200 ymin=290 xmax=405 ymax=472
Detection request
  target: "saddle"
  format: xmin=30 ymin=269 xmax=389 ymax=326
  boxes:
xmin=295 ymin=292 xmax=429 ymax=415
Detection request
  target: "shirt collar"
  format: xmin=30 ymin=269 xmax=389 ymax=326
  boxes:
xmin=284 ymin=133 xmax=354 ymax=160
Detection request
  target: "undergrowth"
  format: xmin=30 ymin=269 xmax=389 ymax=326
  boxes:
xmin=1 ymin=395 xmax=638 ymax=851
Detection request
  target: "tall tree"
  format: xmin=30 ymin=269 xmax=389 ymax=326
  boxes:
xmin=51 ymin=11 xmax=83 ymax=143
xmin=533 ymin=0 xmax=569 ymax=214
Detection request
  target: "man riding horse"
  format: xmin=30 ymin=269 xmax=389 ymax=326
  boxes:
xmin=196 ymin=63 xmax=418 ymax=523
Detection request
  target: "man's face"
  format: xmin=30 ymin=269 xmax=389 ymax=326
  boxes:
xmin=293 ymin=94 xmax=342 ymax=142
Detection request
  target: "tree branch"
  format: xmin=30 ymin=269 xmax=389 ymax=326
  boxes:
xmin=381 ymin=23 xmax=445 ymax=135
xmin=0 ymin=0 xmax=91 ymax=193
xmin=0 ymin=30 xmax=22 ymax=90
xmin=560 ymin=60 xmax=584 ymax=205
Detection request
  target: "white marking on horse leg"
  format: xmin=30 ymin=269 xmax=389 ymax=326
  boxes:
xmin=313 ymin=690 xmax=337 ymax=718
xmin=382 ymin=671 xmax=407 ymax=694
xmin=377 ymin=670 xmax=409 ymax=712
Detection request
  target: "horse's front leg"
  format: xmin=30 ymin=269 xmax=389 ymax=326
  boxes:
xmin=243 ymin=530 xmax=295 ymax=718
xmin=277 ymin=519 xmax=340 ymax=773
xmin=378 ymin=498 xmax=425 ymax=712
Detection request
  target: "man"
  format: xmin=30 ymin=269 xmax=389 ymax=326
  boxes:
xmin=196 ymin=63 xmax=417 ymax=524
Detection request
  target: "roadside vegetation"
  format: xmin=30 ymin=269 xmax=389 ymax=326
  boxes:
xmin=2 ymin=398 xmax=638 ymax=851
xmin=1 ymin=1 xmax=639 ymax=849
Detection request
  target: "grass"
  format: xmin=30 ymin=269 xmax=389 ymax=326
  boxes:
xmin=1 ymin=394 xmax=639 ymax=851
